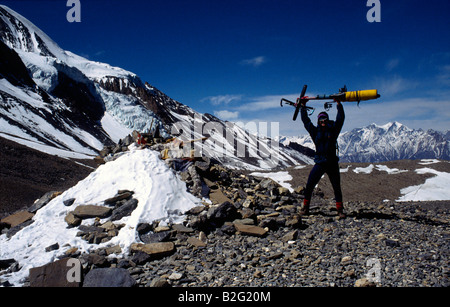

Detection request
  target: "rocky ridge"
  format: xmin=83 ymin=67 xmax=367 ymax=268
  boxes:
xmin=1 ymin=134 xmax=449 ymax=287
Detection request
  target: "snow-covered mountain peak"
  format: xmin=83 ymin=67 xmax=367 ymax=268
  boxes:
xmin=380 ymin=121 xmax=409 ymax=134
xmin=281 ymin=121 xmax=450 ymax=163
xmin=0 ymin=5 xmax=61 ymax=57
xmin=339 ymin=122 xmax=450 ymax=162
xmin=0 ymin=5 xmax=136 ymax=83
xmin=0 ymin=5 xmax=312 ymax=170
xmin=358 ymin=121 xmax=407 ymax=135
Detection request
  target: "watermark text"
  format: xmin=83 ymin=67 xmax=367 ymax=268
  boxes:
xmin=66 ymin=0 xmax=81 ymax=23
xmin=367 ymin=0 xmax=381 ymax=23
xmin=169 ymin=114 xmax=281 ymax=168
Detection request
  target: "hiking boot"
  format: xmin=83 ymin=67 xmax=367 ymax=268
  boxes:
xmin=300 ymin=199 xmax=310 ymax=216
xmin=336 ymin=202 xmax=346 ymax=219
xmin=337 ymin=210 xmax=346 ymax=219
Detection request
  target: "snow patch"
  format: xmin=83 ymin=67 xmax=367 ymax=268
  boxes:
xmin=0 ymin=147 xmax=201 ymax=286
xmin=340 ymin=165 xmax=351 ymax=173
xmin=353 ymin=164 xmax=374 ymax=174
xmin=397 ymin=168 xmax=450 ymax=201
xmin=0 ymin=132 xmax=96 ymax=160
xmin=418 ymin=159 xmax=441 ymax=165
xmin=250 ymin=171 xmax=294 ymax=192
xmin=374 ymin=164 xmax=408 ymax=174
xmin=352 ymin=164 xmax=408 ymax=175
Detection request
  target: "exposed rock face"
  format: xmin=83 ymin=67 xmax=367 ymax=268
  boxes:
xmin=0 ymin=40 xmax=35 ymax=87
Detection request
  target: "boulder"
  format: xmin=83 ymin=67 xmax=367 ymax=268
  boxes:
xmin=45 ymin=243 xmax=60 ymax=252
xmin=140 ymin=230 xmax=171 ymax=244
xmin=29 ymin=258 xmax=81 ymax=287
xmin=130 ymin=242 xmax=176 ymax=259
xmin=233 ymin=223 xmax=268 ymax=237
xmin=5 ymin=220 xmax=33 ymax=238
xmin=354 ymin=277 xmax=377 ymax=287
xmin=278 ymin=187 xmax=290 ymax=196
xmin=65 ymin=212 xmax=81 ymax=227
xmin=28 ymin=191 xmax=61 ymax=213
xmin=103 ymin=190 xmax=134 ymax=205
xmin=83 ymin=268 xmax=136 ymax=287
xmin=172 ymin=223 xmax=194 ymax=233
xmin=110 ymin=198 xmax=138 ymax=221
xmin=149 ymin=277 xmax=170 ymax=287
xmin=209 ymin=189 xmax=232 ymax=205
xmin=73 ymin=205 xmax=112 ymax=219
xmin=187 ymin=236 xmax=207 ymax=247
xmin=63 ymin=198 xmax=76 ymax=207
xmin=0 ymin=258 xmax=17 ymax=270
xmin=207 ymin=201 xmax=239 ymax=226
xmin=1 ymin=210 xmax=34 ymax=228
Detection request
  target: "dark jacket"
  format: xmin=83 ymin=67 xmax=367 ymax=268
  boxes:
xmin=301 ymin=103 xmax=345 ymax=164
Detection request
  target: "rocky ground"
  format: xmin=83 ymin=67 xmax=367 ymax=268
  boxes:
xmin=0 ymin=136 xmax=449 ymax=287
xmin=129 ymin=200 xmax=449 ymax=287
xmin=284 ymin=159 xmax=450 ymax=203
xmin=7 ymin=186 xmax=447 ymax=288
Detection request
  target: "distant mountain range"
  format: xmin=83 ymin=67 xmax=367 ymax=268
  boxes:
xmin=280 ymin=122 xmax=450 ymax=163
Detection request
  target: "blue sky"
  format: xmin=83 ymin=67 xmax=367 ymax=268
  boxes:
xmin=2 ymin=0 xmax=450 ymax=136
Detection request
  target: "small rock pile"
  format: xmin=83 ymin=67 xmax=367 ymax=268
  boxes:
xmin=173 ymin=157 xmax=306 ymax=230
xmin=64 ymin=190 xmax=138 ymax=245
xmin=95 ymin=130 xmax=165 ymax=164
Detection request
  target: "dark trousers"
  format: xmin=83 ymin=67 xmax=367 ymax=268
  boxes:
xmin=304 ymin=161 xmax=343 ymax=203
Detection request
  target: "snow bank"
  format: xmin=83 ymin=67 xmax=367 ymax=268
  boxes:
xmin=418 ymin=159 xmax=441 ymax=165
xmin=0 ymin=147 xmax=201 ymax=286
xmin=0 ymin=132 xmax=96 ymax=160
xmin=374 ymin=164 xmax=408 ymax=174
xmin=397 ymin=168 xmax=450 ymax=201
xmin=353 ymin=164 xmax=375 ymax=174
xmin=250 ymin=171 xmax=294 ymax=192
xmin=340 ymin=165 xmax=351 ymax=173
xmin=352 ymin=164 xmax=408 ymax=175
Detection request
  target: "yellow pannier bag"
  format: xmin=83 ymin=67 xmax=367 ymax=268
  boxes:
xmin=344 ymin=89 xmax=379 ymax=102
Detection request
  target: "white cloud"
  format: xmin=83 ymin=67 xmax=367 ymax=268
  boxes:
xmin=236 ymin=93 xmax=299 ymax=111
xmin=214 ymin=110 xmax=240 ymax=120
xmin=385 ymin=58 xmax=400 ymax=71
xmin=372 ymin=75 xmax=417 ymax=96
xmin=232 ymin=96 xmax=450 ymax=137
xmin=201 ymin=95 xmax=242 ymax=106
xmin=206 ymin=89 xmax=450 ymax=137
xmin=240 ymin=56 xmax=267 ymax=67
xmin=332 ymin=97 xmax=450 ymax=132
